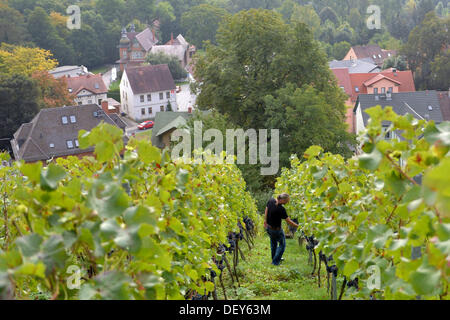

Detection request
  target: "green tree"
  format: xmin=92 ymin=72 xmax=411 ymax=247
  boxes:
xmin=332 ymin=41 xmax=351 ymax=60
xmin=181 ymin=4 xmax=229 ymax=49
xmin=382 ymin=55 xmax=408 ymax=71
xmin=401 ymin=12 xmax=449 ymax=89
xmin=264 ymin=84 xmax=354 ymax=169
xmin=27 ymin=6 xmax=74 ymax=65
xmin=146 ymin=52 xmax=187 ymax=80
xmin=290 ymin=4 xmax=321 ymax=39
xmin=0 ymin=74 xmax=40 ymax=138
xmin=430 ymin=51 xmax=450 ymax=90
xmin=193 ymin=9 xmax=352 ymax=154
xmin=0 ymin=6 xmax=29 ymax=45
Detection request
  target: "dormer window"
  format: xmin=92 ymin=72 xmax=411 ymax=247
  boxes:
xmin=62 ymin=116 xmax=68 ymax=124
xmin=66 ymin=140 xmax=74 ymax=149
xmin=428 ymin=105 xmax=433 ymax=111
xmin=70 ymin=115 xmax=76 ymax=123
xmin=373 ymin=55 xmax=377 ymax=59
xmin=49 ymin=143 xmax=55 ymax=148
xmin=94 ymin=83 xmax=99 ymax=89
xmin=75 ymin=139 xmax=79 ymax=148
xmin=378 ymin=54 xmax=382 ymax=58
xmin=68 ymin=88 xmax=73 ymax=93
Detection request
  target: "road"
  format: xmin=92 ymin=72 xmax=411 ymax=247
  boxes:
xmin=176 ymin=83 xmax=197 ymax=112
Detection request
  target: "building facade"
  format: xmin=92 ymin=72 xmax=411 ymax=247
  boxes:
xmin=120 ymin=64 xmax=178 ymax=121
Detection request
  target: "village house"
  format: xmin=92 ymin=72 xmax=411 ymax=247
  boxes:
xmin=10 ymin=104 xmax=127 ymax=163
xmin=332 ymin=68 xmax=416 ymax=133
xmin=117 ymin=24 xmax=159 ymax=72
xmin=150 ymin=33 xmax=196 ymax=69
xmin=151 ymin=111 xmax=193 ymax=149
xmin=49 ymin=65 xmax=90 ymax=79
xmin=64 ymin=74 xmax=108 ymax=106
xmin=117 ymin=24 xmax=196 ymax=72
xmin=343 ymin=45 xmax=396 ymax=67
xmin=329 ymin=58 xmax=380 ymax=74
xmin=354 ymin=91 xmax=444 ymax=139
xmin=120 ymin=64 xmax=178 ymax=122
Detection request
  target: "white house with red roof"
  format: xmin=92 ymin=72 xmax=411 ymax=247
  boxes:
xmin=64 ymin=74 xmax=108 ymax=106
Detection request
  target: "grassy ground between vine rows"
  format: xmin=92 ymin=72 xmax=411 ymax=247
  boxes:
xmin=216 ymin=231 xmax=331 ymax=300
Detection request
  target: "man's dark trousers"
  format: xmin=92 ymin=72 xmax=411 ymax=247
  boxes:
xmin=266 ymin=226 xmax=286 ymax=265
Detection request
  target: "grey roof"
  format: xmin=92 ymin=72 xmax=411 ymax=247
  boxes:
xmin=151 ymin=112 xmax=192 ymax=149
xmin=355 ymin=91 xmax=444 ymax=128
xmin=135 ymin=28 xmax=159 ymax=52
xmin=329 ymin=59 xmax=380 ymax=73
xmin=11 ymin=104 xmax=126 ymax=162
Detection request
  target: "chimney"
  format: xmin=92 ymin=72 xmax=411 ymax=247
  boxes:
xmin=101 ymin=100 xmax=109 ymax=114
xmin=188 ymin=107 xmax=192 ymax=114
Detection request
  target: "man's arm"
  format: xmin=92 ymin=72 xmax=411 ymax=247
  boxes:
xmin=286 ymin=217 xmax=299 ymax=229
xmin=264 ymin=207 xmax=268 ymax=228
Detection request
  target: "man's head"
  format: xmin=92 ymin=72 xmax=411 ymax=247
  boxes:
xmin=277 ymin=193 xmax=290 ymax=205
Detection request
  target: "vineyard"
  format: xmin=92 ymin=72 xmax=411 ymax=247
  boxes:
xmin=0 ymin=106 xmax=449 ymax=300
xmin=0 ymin=123 xmax=260 ymax=300
xmin=276 ymin=106 xmax=449 ymax=300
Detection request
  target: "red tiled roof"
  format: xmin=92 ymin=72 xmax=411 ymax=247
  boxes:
xmin=349 ymin=45 xmax=396 ymax=66
xmin=64 ymin=74 xmax=108 ymax=95
xmin=363 ymin=74 xmax=401 ymax=87
xmin=331 ymin=68 xmax=352 ymax=97
xmin=348 ymin=70 xmax=415 ymax=102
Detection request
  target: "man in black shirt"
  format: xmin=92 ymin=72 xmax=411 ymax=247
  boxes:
xmin=264 ymin=193 xmax=299 ymax=266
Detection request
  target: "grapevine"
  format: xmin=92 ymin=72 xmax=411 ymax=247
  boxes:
xmin=276 ymin=106 xmax=449 ymax=300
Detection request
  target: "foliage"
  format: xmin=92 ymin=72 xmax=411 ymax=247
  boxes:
xmin=401 ymin=11 xmax=449 ymax=90
xmin=31 ymin=71 xmax=75 ymax=109
xmin=146 ymin=52 xmax=187 ymax=80
xmin=181 ymin=4 xmax=229 ymax=49
xmin=382 ymin=55 xmax=408 ymax=71
xmin=0 ymin=74 xmax=40 ymax=138
xmin=276 ymin=107 xmax=450 ymax=299
xmin=0 ymin=44 xmax=57 ymax=77
xmin=0 ymin=123 xmax=260 ymax=299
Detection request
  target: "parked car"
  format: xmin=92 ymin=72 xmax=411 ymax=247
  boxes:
xmin=138 ymin=120 xmax=154 ymax=130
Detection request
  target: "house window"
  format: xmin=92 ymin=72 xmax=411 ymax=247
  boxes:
xmin=374 ymin=88 xmax=378 ymax=94
xmin=383 ymin=126 xmax=391 ymax=139
xmin=355 ymin=86 xmax=359 ymax=92
xmin=388 ymin=87 xmax=393 ymax=93
xmin=78 ymin=102 xmax=82 ymax=105
xmin=160 ymin=106 xmax=164 ymax=111
xmin=381 ymin=87 xmax=386 ymax=93
xmin=141 ymin=108 xmax=145 ymax=116
xmin=88 ymin=100 xmax=92 ymax=104
xmin=148 ymin=107 xmax=152 ymax=114
xmin=166 ymin=92 xmax=170 ymax=99
xmin=140 ymin=95 xmax=145 ymax=103
xmin=66 ymin=140 xmax=74 ymax=149
xmin=159 ymin=92 xmax=164 ymax=100
xmin=98 ymin=99 xmax=102 ymax=105
xmin=70 ymin=115 xmax=76 ymax=123
xmin=75 ymin=139 xmax=79 ymax=148
xmin=62 ymin=116 xmax=68 ymax=124
xmin=147 ymin=94 xmax=151 ymax=101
